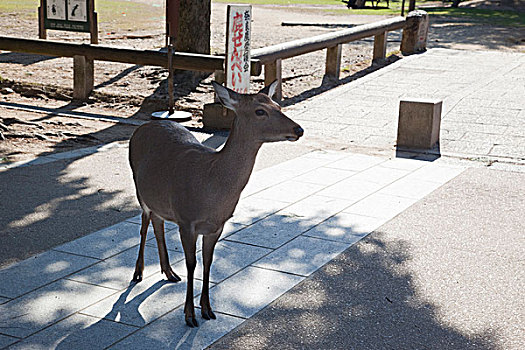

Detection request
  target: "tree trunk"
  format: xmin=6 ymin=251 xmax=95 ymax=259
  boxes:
xmin=176 ymin=0 xmax=211 ymax=54
xmin=452 ymin=0 xmax=462 ymax=8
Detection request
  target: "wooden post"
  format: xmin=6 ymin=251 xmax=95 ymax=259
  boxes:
xmin=214 ymin=69 xmax=225 ymax=103
xmin=90 ymin=3 xmax=98 ymax=45
xmin=401 ymin=10 xmax=429 ymax=55
xmin=38 ymin=2 xmax=46 ymax=39
xmin=408 ymin=0 xmax=416 ymax=12
xmin=73 ymin=55 xmax=94 ymax=100
xmin=264 ymin=59 xmax=282 ymax=101
xmin=373 ymin=31 xmax=388 ymax=63
xmin=325 ymin=44 xmax=342 ymax=79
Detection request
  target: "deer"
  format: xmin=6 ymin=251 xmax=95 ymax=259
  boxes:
xmin=128 ymin=80 xmax=303 ymax=327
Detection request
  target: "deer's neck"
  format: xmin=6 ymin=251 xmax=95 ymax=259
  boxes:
xmin=215 ymin=120 xmax=262 ymax=194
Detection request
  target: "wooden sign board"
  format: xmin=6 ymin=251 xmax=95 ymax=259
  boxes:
xmin=43 ymin=0 xmax=91 ymax=32
xmin=225 ymin=5 xmax=252 ymax=93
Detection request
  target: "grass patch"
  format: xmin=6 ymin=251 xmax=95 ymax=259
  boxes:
xmin=213 ymin=0 xmax=342 ymax=5
xmin=0 ymin=0 xmax=164 ymax=32
xmin=425 ymin=7 xmax=525 ymax=27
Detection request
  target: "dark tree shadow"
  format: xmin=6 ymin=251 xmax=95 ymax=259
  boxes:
xmin=0 ymin=52 xmax=56 ymax=66
xmin=208 ymin=229 xmax=496 ymax=349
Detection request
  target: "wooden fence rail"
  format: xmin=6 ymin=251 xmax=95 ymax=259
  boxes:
xmin=0 ymin=10 xmax=428 ymax=103
xmin=251 ymin=11 xmax=429 ymax=100
xmin=0 ymin=36 xmax=262 ymax=99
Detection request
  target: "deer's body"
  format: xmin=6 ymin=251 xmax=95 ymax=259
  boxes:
xmin=130 ymin=121 xmax=252 ymax=234
xmin=129 ymin=81 xmax=303 ymax=327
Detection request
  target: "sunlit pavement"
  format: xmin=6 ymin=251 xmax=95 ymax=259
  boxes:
xmin=0 ymin=150 xmax=465 ymax=349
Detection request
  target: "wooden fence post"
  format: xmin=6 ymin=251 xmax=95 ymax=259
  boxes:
xmin=264 ymin=59 xmax=282 ymax=101
xmin=325 ymin=44 xmax=342 ymax=79
xmin=38 ymin=3 xmax=46 ymax=39
xmin=73 ymin=55 xmax=94 ymax=100
xmin=373 ymin=31 xmax=388 ymax=63
xmin=401 ymin=10 xmax=429 ymax=55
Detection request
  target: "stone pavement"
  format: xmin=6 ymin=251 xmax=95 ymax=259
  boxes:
xmin=0 ymin=150 xmax=465 ymax=349
xmin=0 ymin=48 xmax=524 ymax=349
xmin=288 ymin=48 xmax=525 ymax=164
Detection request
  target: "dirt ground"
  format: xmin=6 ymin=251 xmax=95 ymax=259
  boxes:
xmin=1 ymin=1 xmax=524 ymax=163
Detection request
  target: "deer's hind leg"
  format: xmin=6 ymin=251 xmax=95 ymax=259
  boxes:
xmin=133 ymin=210 xmax=151 ymax=282
xmin=151 ymin=213 xmax=181 ymax=282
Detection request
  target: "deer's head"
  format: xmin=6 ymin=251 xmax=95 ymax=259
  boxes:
xmin=213 ymin=81 xmax=304 ymax=143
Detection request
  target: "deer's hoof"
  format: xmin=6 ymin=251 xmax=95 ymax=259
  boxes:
xmin=132 ymin=272 xmax=143 ymax=283
xmin=201 ymin=308 xmax=216 ymax=320
xmin=185 ymin=316 xmax=199 ymax=328
xmin=164 ymin=269 xmax=181 ymax=282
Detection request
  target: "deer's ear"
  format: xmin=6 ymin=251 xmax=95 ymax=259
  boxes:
xmin=259 ymin=80 xmax=278 ymax=99
xmin=212 ymin=81 xmax=239 ymax=111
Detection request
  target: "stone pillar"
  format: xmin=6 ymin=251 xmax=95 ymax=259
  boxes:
xmin=397 ymin=98 xmax=442 ymax=149
xmin=401 ymin=10 xmax=429 ymax=55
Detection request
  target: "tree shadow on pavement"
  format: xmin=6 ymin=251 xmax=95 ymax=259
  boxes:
xmin=208 ymin=231 xmax=495 ymax=350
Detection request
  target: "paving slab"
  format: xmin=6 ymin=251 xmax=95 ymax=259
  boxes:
xmin=303 ymin=212 xmax=387 ymax=244
xmin=0 ymin=334 xmax=19 ymax=349
xmin=0 ymin=250 xmax=99 ymax=299
xmin=108 ymin=307 xmax=244 ymax=350
xmin=171 ymin=240 xmax=272 ymax=283
xmin=253 ymin=236 xmax=348 ymax=276
xmin=0 ymin=279 xmax=116 ymax=338
xmin=225 ymin=213 xmax=315 ymax=249
xmin=206 ymin=266 xmax=304 ymax=319
xmin=343 ymin=193 xmax=418 ymax=219
xmin=81 ymin=273 xmax=203 ymax=328
xmin=67 ymin=245 xmax=184 ymax=290
xmin=7 ymin=314 xmax=138 ymax=350
xmin=53 ymin=221 xmax=143 ymax=260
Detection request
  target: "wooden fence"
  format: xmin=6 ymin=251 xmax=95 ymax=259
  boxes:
xmin=0 ymin=11 xmax=428 ymax=102
xmin=251 ymin=11 xmax=429 ymax=100
xmin=0 ymin=37 xmax=262 ymax=99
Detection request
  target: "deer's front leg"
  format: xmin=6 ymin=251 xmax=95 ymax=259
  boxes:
xmin=200 ymin=230 xmax=221 ymax=320
xmin=180 ymin=226 xmax=199 ymax=327
xmin=132 ymin=210 xmax=150 ymax=282
xmin=152 ymin=214 xmax=181 ymax=282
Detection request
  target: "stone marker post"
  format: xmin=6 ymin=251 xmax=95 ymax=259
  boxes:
xmin=397 ymin=98 xmax=442 ymax=150
xmin=401 ymin=10 xmax=429 ymax=55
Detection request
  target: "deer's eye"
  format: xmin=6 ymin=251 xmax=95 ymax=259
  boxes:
xmin=255 ymin=109 xmax=267 ymax=116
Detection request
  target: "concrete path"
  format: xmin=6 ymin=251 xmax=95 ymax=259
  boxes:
xmin=0 ymin=48 xmax=524 ymax=349
xmin=0 ymin=150 xmax=466 ymax=349
xmin=0 ymin=151 xmax=463 ymax=349
xmin=288 ymin=48 xmax=525 ymax=165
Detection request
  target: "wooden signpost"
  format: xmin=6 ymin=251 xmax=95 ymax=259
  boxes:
xmin=203 ymin=4 xmax=252 ymax=129
xmin=225 ymin=5 xmax=252 ymax=94
xmin=38 ymin=0 xmax=98 ymax=100
xmin=39 ymin=0 xmax=98 ymax=44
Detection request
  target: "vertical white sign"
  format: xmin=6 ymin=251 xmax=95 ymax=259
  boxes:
xmin=46 ymin=0 xmax=67 ymax=20
xmin=225 ymin=5 xmax=251 ymax=94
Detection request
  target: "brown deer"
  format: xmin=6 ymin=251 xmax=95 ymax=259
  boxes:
xmin=128 ymin=81 xmax=303 ymax=327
